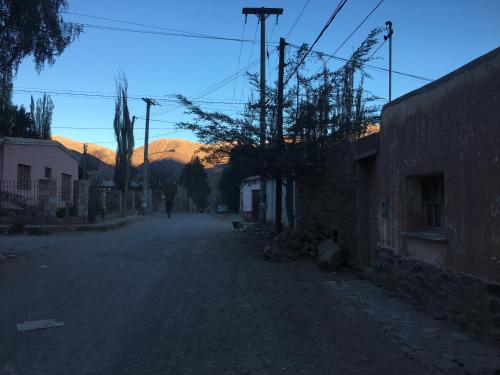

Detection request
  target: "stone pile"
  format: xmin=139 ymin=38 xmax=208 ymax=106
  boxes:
xmin=262 ymin=224 xmax=346 ymax=270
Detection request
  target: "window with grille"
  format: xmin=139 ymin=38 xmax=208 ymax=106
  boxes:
xmin=45 ymin=167 xmax=52 ymax=179
xmin=61 ymin=173 xmax=72 ymax=201
xmin=17 ymin=164 xmax=31 ymax=191
xmin=422 ymin=176 xmax=444 ymax=228
xmin=407 ymin=174 xmax=445 ymax=231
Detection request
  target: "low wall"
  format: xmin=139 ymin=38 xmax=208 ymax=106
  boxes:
xmin=367 ymin=247 xmax=500 ymax=342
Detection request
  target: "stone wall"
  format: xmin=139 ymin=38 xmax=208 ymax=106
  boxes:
xmin=368 ymin=247 xmax=500 ymax=342
xmin=105 ymin=189 xmax=122 ymax=214
xmin=38 ymin=178 xmax=57 ymax=216
xmin=294 ymin=135 xmax=379 ymax=263
xmin=295 ymin=139 xmax=358 ymax=259
xmin=73 ymin=180 xmax=89 ymax=219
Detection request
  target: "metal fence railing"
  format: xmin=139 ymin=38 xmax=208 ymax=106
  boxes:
xmin=0 ymin=180 xmax=72 ymax=216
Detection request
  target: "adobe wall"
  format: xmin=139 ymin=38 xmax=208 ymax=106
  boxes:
xmin=295 ymin=139 xmax=359 ymax=258
xmin=378 ymin=48 xmax=500 ymax=282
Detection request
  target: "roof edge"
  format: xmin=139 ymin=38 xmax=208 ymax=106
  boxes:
xmin=0 ymin=136 xmax=80 ymax=162
xmin=382 ymin=47 xmax=500 ymax=111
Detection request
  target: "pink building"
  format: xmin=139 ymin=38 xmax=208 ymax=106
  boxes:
xmin=0 ymin=137 xmax=79 ymax=210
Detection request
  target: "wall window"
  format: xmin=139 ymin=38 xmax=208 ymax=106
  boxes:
xmin=17 ymin=164 xmax=31 ymax=191
xmin=61 ymin=173 xmax=72 ymax=201
xmin=422 ymin=176 xmax=444 ymax=228
xmin=44 ymin=167 xmax=52 ymax=179
xmin=406 ymin=174 xmax=444 ymax=231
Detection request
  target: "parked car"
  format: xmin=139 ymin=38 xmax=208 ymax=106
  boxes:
xmin=216 ymin=204 xmax=229 ymax=213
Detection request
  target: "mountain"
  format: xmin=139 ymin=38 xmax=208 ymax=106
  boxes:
xmin=53 ymin=135 xmax=116 ymax=166
xmin=55 ymin=135 xmax=225 ymax=205
xmin=131 ymin=138 xmax=206 ymax=167
xmin=54 ymin=136 xmax=212 ymax=176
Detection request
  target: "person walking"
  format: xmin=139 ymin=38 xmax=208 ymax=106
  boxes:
xmin=166 ymin=199 xmax=173 ymax=218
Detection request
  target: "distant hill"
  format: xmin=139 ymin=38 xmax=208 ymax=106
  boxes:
xmin=54 ymin=135 xmax=213 ymax=177
xmin=132 ymin=138 xmax=206 ymax=167
xmin=53 ymin=135 xmax=115 ymax=174
xmin=55 ymin=135 xmax=225 ymax=206
xmin=53 ymin=135 xmax=116 ymax=166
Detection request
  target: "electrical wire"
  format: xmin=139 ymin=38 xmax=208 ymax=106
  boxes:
xmin=368 ymin=37 xmax=387 ymax=59
xmin=286 ymin=0 xmax=312 ymax=39
xmin=232 ymin=21 xmax=247 ymax=104
xmin=63 ymin=11 xmax=209 ymax=37
xmin=77 ymin=23 xmax=278 ymax=46
xmin=314 ymin=0 xmax=385 ymax=75
xmin=285 ymin=0 xmax=348 ymax=85
xmin=267 ymin=19 xmax=277 ymax=84
xmin=53 ymin=126 xmax=176 ymax=130
xmin=287 ymin=43 xmax=433 ymax=82
xmin=12 ymin=89 xmax=249 ymax=105
xmin=239 ymin=22 xmax=260 ymax=104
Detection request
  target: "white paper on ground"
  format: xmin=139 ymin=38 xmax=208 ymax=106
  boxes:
xmin=16 ymin=319 xmax=65 ymax=332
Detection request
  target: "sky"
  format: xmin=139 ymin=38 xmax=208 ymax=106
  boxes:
xmin=11 ymin=0 xmax=500 ymax=149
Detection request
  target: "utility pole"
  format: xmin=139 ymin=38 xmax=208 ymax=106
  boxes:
xmin=384 ymin=21 xmax=394 ymax=102
xmin=242 ymin=6 xmax=283 ymax=224
xmin=275 ymin=37 xmax=286 ymax=233
xmin=82 ymin=143 xmax=88 ymax=179
xmin=141 ymin=98 xmax=159 ymax=215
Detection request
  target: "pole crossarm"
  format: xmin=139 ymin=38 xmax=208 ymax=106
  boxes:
xmin=242 ymin=7 xmax=283 ymax=16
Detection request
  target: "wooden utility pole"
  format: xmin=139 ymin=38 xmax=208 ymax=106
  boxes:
xmin=384 ymin=21 xmax=393 ymax=102
xmin=82 ymin=143 xmax=88 ymax=179
xmin=141 ymin=98 xmax=158 ymax=214
xmin=275 ymin=37 xmax=286 ymax=233
xmin=242 ymin=7 xmax=283 ymax=224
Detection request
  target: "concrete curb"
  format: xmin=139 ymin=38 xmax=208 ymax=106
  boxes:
xmin=0 ymin=215 xmax=147 ymax=235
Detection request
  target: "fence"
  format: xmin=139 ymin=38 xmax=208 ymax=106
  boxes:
xmin=87 ymin=187 xmax=142 ymax=222
xmin=0 ymin=179 xmax=72 ymax=217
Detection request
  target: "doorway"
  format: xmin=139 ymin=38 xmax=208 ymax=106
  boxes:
xmin=357 ymin=157 xmax=377 ymax=265
xmin=251 ymin=189 xmax=259 ymax=222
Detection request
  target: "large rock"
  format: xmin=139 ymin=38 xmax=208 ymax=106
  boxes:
xmin=318 ymin=238 xmax=345 ymax=270
xmin=263 ymin=245 xmax=281 ymax=261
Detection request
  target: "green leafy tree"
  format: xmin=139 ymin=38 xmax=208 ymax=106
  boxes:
xmin=30 ymin=93 xmax=53 ymax=139
xmin=0 ymin=0 xmax=82 ymax=76
xmin=180 ymin=157 xmax=211 ymax=211
xmin=0 ymin=0 xmax=81 ymax=136
xmin=150 ymin=169 xmax=177 ymax=202
xmin=176 ymin=29 xmax=383 ymax=224
xmin=217 ymin=144 xmax=260 ymax=211
xmin=113 ymin=74 xmax=135 ymax=215
xmin=6 ymin=104 xmax=35 ymax=137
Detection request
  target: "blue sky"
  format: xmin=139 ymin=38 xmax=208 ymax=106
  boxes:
xmin=11 ymin=0 xmax=500 ymax=149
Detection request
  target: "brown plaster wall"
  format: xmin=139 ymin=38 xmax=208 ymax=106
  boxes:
xmin=295 ymin=134 xmax=379 ymax=263
xmin=378 ymin=48 xmax=500 ymax=281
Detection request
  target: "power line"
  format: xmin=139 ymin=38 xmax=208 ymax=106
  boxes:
xmin=153 ymin=50 xmax=275 ymax=117
xmin=136 ymin=117 xmax=177 ymax=124
xmin=12 ymin=89 xmax=249 ymax=105
xmin=267 ymin=19 xmax=278 ymax=84
xmin=239 ymin=22 xmax=260 ymax=104
xmin=70 ymin=128 xmax=187 ymax=146
xmin=286 ymin=0 xmax=312 ymax=39
xmin=232 ymin=21 xmax=247 ymax=104
xmin=53 ymin=126 xmax=176 ymax=130
xmin=286 ymin=0 xmax=348 ymax=85
xmin=368 ymin=37 xmax=387 ymax=59
xmin=287 ymin=43 xmax=433 ymax=82
xmin=314 ymin=0 xmax=385 ymax=75
xmin=77 ymin=22 xmax=278 ymax=46
xmin=63 ymin=11 xmax=208 ymax=37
